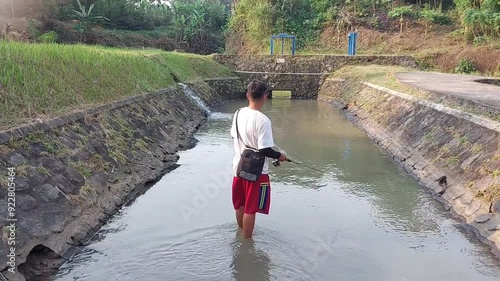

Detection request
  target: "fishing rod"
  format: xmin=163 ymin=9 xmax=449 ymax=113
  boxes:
xmin=272 ymin=158 xmax=328 ymax=174
xmin=271 ymin=144 xmax=329 ymax=173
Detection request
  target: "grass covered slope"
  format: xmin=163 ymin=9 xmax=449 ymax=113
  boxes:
xmin=0 ymin=41 xmax=234 ymax=130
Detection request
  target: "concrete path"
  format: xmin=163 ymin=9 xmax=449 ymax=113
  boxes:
xmin=396 ymin=72 xmax=500 ymax=110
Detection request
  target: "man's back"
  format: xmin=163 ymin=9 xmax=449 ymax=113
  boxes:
xmin=231 ymin=107 xmax=274 ymax=176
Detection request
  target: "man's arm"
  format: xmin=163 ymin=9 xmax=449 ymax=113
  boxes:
xmin=259 ymin=147 xmax=281 ymax=159
xmin=257 ymin=118 xmax=287 ymax=161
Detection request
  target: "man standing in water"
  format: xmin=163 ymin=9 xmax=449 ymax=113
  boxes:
xmin=230 ymin=81 xmax=288 ymax=238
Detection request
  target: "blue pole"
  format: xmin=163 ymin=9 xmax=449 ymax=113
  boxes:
xmin=281 ymin=38 xmax=284 ymax=55
xmin=347 ymin=32 xmax=353 ymax=56
xmin=270 ymin=37 xmax=274 ymax=55
xmin=347 ymin=32 xmax=358 ymax=56
xmin=353 ymin=32 xmax=357 ymax=55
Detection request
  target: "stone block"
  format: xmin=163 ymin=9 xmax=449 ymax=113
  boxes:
xmin=9 ymin=153 xmax=26 ymax=166
xmin=474 ymin=213 xmax=493 ymax=223
xmin=37 ymin=184 xmax=60 ymax=203
xmin=64 ymin=167 xmax=85 ymax=185
xmin=49 ymin=174 xmax=77 ymax=195
xmin=17 ymin=195 xmax=37 ymax=211
xmin=15 ymin=176 xmax=30 ymax=192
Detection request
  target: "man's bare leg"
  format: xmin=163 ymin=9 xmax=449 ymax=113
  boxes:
xmin=242 ymin=213 xmax=256 ymax=238
xmin=236 ymin=207 xmax=244 ymax=228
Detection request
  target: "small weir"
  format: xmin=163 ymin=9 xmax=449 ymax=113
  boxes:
xmin=180 ymin=83 xmax=211 ymax=114
xmin=53 ymin=100 xmax=500 ymax=281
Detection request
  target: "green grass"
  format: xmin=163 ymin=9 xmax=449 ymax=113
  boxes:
xmin=0 ymin=41 xmax=234 ymax=130
xmin=36 ymin=166 xmax=51 ymax=176
xmin=69 ymin=161 xmax=92 ymax=179
xmin=332 ymin=65 xmax=423 ymax=94
xmin=482 ymin=184 xmax=500 ymax=203
xmin=471 ymin=144 xmax=482 ymax=154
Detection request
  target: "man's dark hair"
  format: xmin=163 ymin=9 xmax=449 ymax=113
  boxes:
xmin=247 ymin=81 xmax=269 ymax=101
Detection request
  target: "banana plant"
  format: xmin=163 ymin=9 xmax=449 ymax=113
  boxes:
xmin=72 ymin=0 xmax=109 ymax=42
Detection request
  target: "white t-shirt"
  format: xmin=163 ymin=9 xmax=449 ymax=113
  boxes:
xmin=230 ymin=107 xmax=275 ymax=176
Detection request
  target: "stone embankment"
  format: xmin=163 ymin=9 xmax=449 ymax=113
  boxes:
xmin=0 ymin=79 xmax=244 ymax=281
xmin=318 ymin=78 xmax=500 ymax=257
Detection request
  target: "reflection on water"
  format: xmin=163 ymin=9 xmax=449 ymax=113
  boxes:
xmin=232 ymin=231 xmax=271 ymax=281
xmin=53 ymin=100 xmax=500 ymax=281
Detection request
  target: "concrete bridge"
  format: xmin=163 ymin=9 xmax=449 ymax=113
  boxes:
xmin=213 ymin=54 xmax=417 ymax=99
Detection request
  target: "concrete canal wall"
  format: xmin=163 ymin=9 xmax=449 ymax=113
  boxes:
xmin=0 ymin=79 xmax=244 ymax=281
xmin=318 ymin=78 xmax=500 ymax=258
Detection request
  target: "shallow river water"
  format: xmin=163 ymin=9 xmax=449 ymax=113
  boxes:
xmin=53 ymin=100 xmax=500 ymax=281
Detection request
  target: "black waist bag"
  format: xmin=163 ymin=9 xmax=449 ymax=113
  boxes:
xmin=237 ymin=149 xmax=265 ymax=182
xmin=235 ymin=109 xmax=265 ymax=182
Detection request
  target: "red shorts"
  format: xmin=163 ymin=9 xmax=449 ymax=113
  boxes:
xmin=232 ymin=174 xmax=271 ymax=215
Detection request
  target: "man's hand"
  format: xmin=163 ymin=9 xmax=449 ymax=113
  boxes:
xmin=278 ymin=153 xmax=288 ymax=162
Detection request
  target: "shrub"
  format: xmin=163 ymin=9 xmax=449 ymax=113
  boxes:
xmin=472 ymin=35 xmax=491 ymax=45
xmin=37 ymin=31 xmax=58 ymax=43
xmin=454 ymin=58 xmax=477 ymax=73
xmin=419 ymin=8 xmax=453 ymax=25
xmin=389 ymin=5 xmax=418 ymax=19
